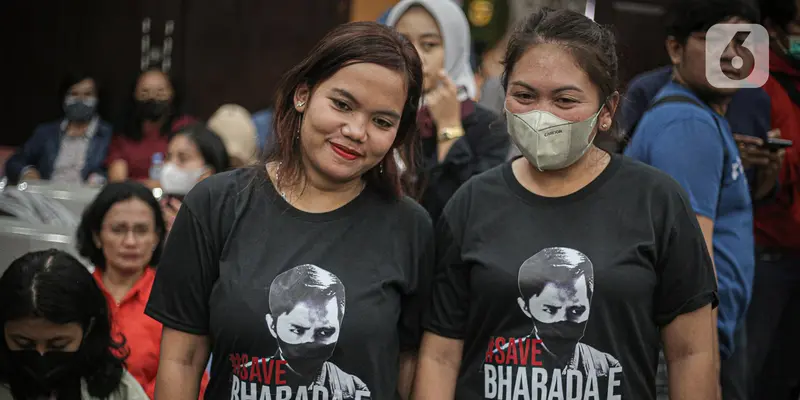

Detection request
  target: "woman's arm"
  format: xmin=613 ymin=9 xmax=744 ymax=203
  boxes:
xmin=154 ymin=327 xmax=210 ymax=400
xmin=397 ymin=351 xmax=417 ymax=399
xmin=662 ymin=304 xmax=717 ymax=399
xmin=413 ymin=332 xmax=463 ymax=400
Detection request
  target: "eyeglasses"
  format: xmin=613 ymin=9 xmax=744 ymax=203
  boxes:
xmin=102 ymin=224 xmax=156 ymax=241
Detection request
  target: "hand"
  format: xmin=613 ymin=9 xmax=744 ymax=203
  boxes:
xmin=20 ymin=168 xmax=41 ymax=181
xmin=426 ymin=70 xmax=462 ymax=130
xmin=160 ymin=197 xmax=182 ymax=232
xmin=733 ymin=134 xmax=771 ymax=169
xmin=754 ymin=148 xmax=784 ymax=200
xmin=86 ymin=173 xmax=107 ymax=186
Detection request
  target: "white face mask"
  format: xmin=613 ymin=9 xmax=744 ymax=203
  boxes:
xmin=160 ymin=162 xmax=205 ymax=195
xmin=505 ymin=106 xmax=603 ymax=171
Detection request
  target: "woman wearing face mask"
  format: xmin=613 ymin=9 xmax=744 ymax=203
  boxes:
xmin=0 ymin=249 xmax=148 ymax=400
xmin=75 ymin=182 xmax=208 ymax=399
xmin=4 ymin=71 xmax=113 ymax=185
xmin=386 ymin=0 xmax=509 ymax=222
xmin=159 ymin=123 xmax=230 ymax=232
xmin=145 ymin=22 xmax=432 ymax=400
xmin=414 ymin=9 xmax=719 ymax=400
xmin=106 ymin=68 xmax=194 ymax=186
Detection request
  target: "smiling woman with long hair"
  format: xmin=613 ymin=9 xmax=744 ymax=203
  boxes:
xmin=145 ymin=21 xmax=433 ymax=400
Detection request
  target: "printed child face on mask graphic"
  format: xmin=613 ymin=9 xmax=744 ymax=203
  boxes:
xmin=516 ymin=247 xmax=594 ymax=362
xmin=265 ymin=265 xmax=345 ymax=378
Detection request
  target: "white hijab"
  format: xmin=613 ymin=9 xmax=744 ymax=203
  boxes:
xmin=386 ymin=0 xmax=477 ymax=101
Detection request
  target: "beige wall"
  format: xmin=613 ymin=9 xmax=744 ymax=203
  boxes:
xmin=350 ymin=0 xmax=397 ymax=22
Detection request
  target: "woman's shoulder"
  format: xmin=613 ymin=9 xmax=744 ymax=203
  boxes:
xmin=33 ymin=120 xmax=64 ymax=135
xmin=441 ymin=162 xmax=507 ymax=217
xmin=183 ymin=167 xmax=260 ymax=211
xmin=83 ymin=369 xmax=149 ymax=400
xmin=171 ymin=115 xmax=197 ymax=131
xmin=614 ymin=154 xmax=695 ymax=207
xmin=463 ymin=101 xmax=503 ymax=129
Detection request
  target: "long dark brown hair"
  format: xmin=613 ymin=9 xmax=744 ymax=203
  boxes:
xmin=263 ymin=21 xmax=424 ymax=200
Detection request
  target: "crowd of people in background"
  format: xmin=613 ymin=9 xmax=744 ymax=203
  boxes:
xmin=0 ymin=0 xmax=798 ymax=399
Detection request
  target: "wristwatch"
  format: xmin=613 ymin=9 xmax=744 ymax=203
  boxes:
xmin=438 ymin=126 xmax=465 ymax=141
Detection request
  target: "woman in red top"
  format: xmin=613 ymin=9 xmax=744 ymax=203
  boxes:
xmin=76 ymin=181 xmax=208 ymax=399
xmin=106 ymin=68 xmax=193 ymax=186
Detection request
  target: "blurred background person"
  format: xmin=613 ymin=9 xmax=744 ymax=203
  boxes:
xmin=0 ymin=249 xmax=148 ymax=400
xmin=4 ymin=71 xmax=112 ymax=185
xmin=250 ymin=107 xmax=274 ymax=154
xmin=746 ymin=0 xmax=800 ymax=398
xmin=106 ymin=68 xmax=194 ymax=187
xmin=624 ymin=0 xmax=761 ymax=398
xmin=159 ymin=123 xmax=230 ymax=232
xmin=207 ymin=104 xmax=257 ymax=168
xmin=75 ymin=181 xmax=208 ymax=399
xmin=387 ymin=0 xmax=509 ymax=222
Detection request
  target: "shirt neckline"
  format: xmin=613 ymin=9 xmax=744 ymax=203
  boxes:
xmin=502 ymin=152 xmax=622 ymax=206
xmin=262 ymin=175 xmax=374 ymax=223
xmin=92 ymin=267 xmax=155 ymax=306
xmin=60 ymin=117 xmax=99 ymax=139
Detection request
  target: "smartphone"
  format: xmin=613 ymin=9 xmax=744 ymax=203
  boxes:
xmin=764 ymin=137 xmax=793 ymax=151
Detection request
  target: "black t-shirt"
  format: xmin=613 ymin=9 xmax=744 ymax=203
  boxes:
xmin=145 ymin=168 xmax=434 ymax=400
xmin=427 ymin=154 xmax=718 ymax=399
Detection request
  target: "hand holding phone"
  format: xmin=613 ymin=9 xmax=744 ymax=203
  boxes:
xmin=764 ymin=137 xmax=793 ymax=151
xmin=734 ymin=134 xmax=771 ymax=168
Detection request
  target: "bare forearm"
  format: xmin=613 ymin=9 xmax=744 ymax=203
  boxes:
xmin=154 ymin=360 xmax=204 ymax=400
xmin=397 ymin=352 xmax=417 ymax=399
xmin=413 ymin=355 xmax=459 ymax=399
xmin=667 ymin=350 xmax=717 ymax=399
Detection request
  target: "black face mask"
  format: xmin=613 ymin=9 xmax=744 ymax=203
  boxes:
xmin=63 ymin=98 xmax=97 ymax=123
xmin=136 ymin=99 xmax=170 ymax=121
xmin=6 ymin=349 xmax=82 ymax=398
xmin=276 ymin=337 xmax=337 ymax=378
xmin=535 ymin=320 xmax=587 ymax=359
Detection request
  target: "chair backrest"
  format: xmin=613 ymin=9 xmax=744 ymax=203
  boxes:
xmin=0 ymin=217 xmax=87 ymax=276
xmin=15 ymin=181 xmax=100 ymax=218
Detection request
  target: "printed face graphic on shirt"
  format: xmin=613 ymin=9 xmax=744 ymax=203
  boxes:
xmin=266 ymin=275 xmax=342 ymax=377
xmin=517 ymin=247 xmax=593 ymax=359
xmin=229 ymin=264 xmax=372 ymax=400
xmin=484 ymin=247 xmax=624 ymax=400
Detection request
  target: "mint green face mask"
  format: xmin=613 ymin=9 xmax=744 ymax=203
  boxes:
xmin=789 ymin=35 xmax=800 ymax=58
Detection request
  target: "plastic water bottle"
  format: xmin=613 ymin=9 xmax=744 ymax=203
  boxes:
xmin=149 ymin=153 xmax=164 ymax=181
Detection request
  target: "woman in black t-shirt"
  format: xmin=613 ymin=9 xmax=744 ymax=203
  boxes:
xmin=413 ymin=9 xmax=719 ymax=400
xmin=145 ymin=22 xmax=433 ymax=400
